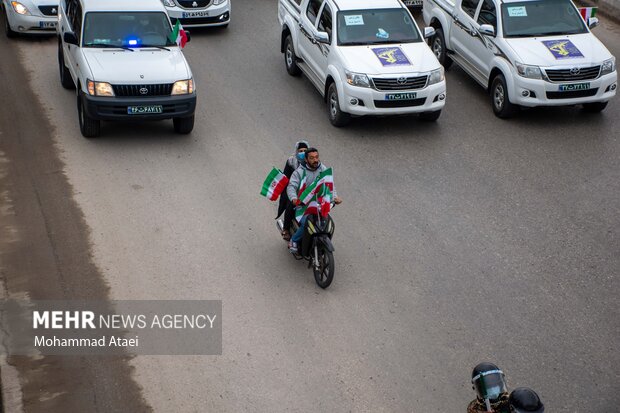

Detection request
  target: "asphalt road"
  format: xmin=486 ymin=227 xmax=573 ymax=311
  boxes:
xmin=2 ymin=1 xmax=619 ymax=411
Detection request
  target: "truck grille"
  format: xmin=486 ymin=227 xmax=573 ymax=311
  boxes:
xmin=546 ymin=88 xmax=598 ymax=99
xmin=38 ymin=5 xmax=58 ymax=15
xmin=112 ymin=84 xmax=174 ymax=97
xmin=545 ymin=66 xmax=601 ymax=82
xmin=372 ymin=76 xmax=428 ymax=91
xmin=177 ymin=0 xmax=213 ymax=8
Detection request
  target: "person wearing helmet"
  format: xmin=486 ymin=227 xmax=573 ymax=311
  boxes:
xmin=277 ymin=141 xmax=309 ymax=240
xmin=509 ymin=388 xmax=544 ymax=413
xmin=468 ymin=362 xmax=510 ymax=413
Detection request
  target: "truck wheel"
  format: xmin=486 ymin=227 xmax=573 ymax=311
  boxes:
xmin=431 ymin=28 xmax=451 ymax=69
xmin=582 ymin=102 xmax=608 ymax=113
xmin=490 ymin=74 xmax=518 ymax=119
xmin=3 ymin=6 xmax=17 ymax=38
xmin=77 ymin=95 xmax=100 ymax=138
xmin=419 ymin=110 xmax=442 ymax=122
xmin=327 ymin=83 xmax=350 ymax=127
xmin=58 ymin=42 xmax=75 ymax=89
xmin=173 ymin=115 xmax=194 ymax=134
xmin=284 ymin=35 xmax=301 ymax=76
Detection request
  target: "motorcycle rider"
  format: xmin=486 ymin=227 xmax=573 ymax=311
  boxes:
xmin=468 ymin=362 xmax=510 ymax=413
xmin=286 ymin=147 xmax=342 ymax=253
xmin=277 ymin=141 xmax=309 ymax=241
xmin=509 ymin=388 xmax=544 ymax=413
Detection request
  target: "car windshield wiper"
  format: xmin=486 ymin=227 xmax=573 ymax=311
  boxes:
xmin=534 ymin=30 xmax=584 ymax=37
xmin=367 ymin=39 xmax=416 ymax=45
xmin=84 ymin=43 xmax=134 ymax=51
xmin=340 ymin=41 xmax=373 ymax=46
xmin=139 ymin=44 xmax=171 ymax=51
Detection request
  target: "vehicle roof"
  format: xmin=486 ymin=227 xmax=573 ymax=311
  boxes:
xmin=80 ymin=0 xmax=166 ymax=12
xmin=332 ymin=0 xmax=407 ymax=11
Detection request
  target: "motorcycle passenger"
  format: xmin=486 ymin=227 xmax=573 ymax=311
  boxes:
xmin=509 ymin=388 xmax=544 ymax=413
xmin=277 ymin=140 xmax=309 ymax=241
xmin=286 ymin=147 xmax=342 ymax=253
xmin=468 ymin=362 xmax=510 ymax=413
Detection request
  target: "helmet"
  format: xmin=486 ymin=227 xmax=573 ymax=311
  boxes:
xmin=471 ymin=362 xmax=508 ymax=403
xmin=509 ymin=388 xmax=544 ymax=413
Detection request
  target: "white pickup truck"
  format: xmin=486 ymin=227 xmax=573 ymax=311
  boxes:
xmin=423 ymin=0 xmax=617 ymax=117
xmin=278 ymin=0 xmax=447 ymax=126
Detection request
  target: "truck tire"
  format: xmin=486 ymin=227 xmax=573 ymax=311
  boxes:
xmin=3 ymin=6 xmax=17 ymax=38
xmin=327 ymin=83 xmax=350 ymax=127
xmin=58 ymin=42 xmax=75 ymax=89
xmin=419 ymin=110 xmax=442 ymax=122
xmin=173 ymin=115 xmax=194 ymax=134
xmin=490 ymin=74 xmax=518 ymax=119
xmin=77 ymin=95 xmax=100 ymax=138
xmin=582 ymin=102 xmax=608 ymax=113
xmin=284 ymin=35 xmax=301 ymax=76
xmin=431 ymin=28 xmax=452 ymax=69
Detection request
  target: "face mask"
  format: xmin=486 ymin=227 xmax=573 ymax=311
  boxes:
xmin=296 ymin=152 xmax=305 ymax=161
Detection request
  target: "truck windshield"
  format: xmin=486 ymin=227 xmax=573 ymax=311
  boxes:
xmin=501 ymin=0 xmax=588 ymax=38
xmin=82 ymin=12 xmax=176 ymax=48
xmin=336 ymin=9 xmax=422 ymax=46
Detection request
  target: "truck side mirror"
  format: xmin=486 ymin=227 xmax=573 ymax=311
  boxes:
xmin=424 ymin=27 xmax=436 ymax=39
xmin=63 ymin=31 xmax=78 ymax=46
xmin=588 ymin=17 xmax=599 ymax=29
xmin=479 ymin=24 xmax=495 ymax=36
xmin=314 ymin=31 xmax=329 ymax=45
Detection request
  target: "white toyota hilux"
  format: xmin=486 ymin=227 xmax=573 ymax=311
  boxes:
xmin=58 ymin=0 xmax=197 ymax=137
xmin=279 ymin=0 xmax=447 ymax=126
xmin=424 ymin=0 xmax=617 ymax=117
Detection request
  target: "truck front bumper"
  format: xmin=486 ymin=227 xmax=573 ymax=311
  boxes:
xmin=511 ymin=72 xmax=617 ymax=107
xmin=340 ymin=81 xmax=446 ymax=116
xmin=81 ymin=93 xmax=197 ymax=121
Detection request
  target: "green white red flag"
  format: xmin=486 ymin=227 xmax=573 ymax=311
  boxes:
xmin=295 ymin=168 xmax=333 ymax=222
xmin=169 ymin=20 xmax=188 ymax=48
xmin=579 ymin=7 xmax=597 ymax=22
xmin=260 ymin=168 xmax=289 ymax=201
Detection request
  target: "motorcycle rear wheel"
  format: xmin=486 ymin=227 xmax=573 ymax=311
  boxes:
xmin=313 ymin=246 xmax=334 ymax=289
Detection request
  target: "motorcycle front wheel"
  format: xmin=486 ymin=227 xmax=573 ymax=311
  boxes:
xmin=313 ymin=245 xmax=334 ymax=289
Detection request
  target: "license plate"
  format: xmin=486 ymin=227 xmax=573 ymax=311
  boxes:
xmin=39 ymin=21 xmax=57 ymax=28
xmin=385 ymin=92 xmax=417 ymax=100
xmin=403 ymin=0 xmax=423 ymax=5
xmin=559 ymin=83 xmax=590 ymax=91
xmin=182 ymin=10 xmax=209 ymax=18
xmin=127 ymin=105 xmax=163 ymax=115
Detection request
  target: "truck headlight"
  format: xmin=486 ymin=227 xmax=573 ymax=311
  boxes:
xmin=171 ymin=79 xmax=194 ymax=95
xmin=213 ymin=0 xmax=227 ymax=4
xmin=87 ymin=80 xmax=115 ymax=97
xmin=601 ymin=57 xmax=616 ymax=76
xmin=427 ymin=67 xmax=445 ymax=85
xmin=10 ymin=1 xmax=30 ymax=15
xmin=516 ymin=62 xmax=542 ymax=79
xmin=161 ymin=0 xmax=176 ymax=6
xmin=345 ymin=71 xmax=371 ymax=88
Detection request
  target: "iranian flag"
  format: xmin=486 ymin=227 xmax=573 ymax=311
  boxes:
xmin=579 ymin=7 xmax=597 ymax=22
xmin=169 ymin=20 xmax=188 ymax=48
xmin=260 ymin=168 xmax=289 ymax=201
xmin=295 ymin=168 xmax=334 ymax=221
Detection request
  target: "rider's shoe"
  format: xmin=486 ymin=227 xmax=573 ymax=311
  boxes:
xmin=288 ymin=241 xmax=298 ymax=253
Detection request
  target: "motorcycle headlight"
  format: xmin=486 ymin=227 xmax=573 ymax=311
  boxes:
xmin=87 ymin=80 xmax=115 ymax=97
xmin=161 ymin=0 xmax=176 ymax=7
xmin=427 ymin=67 xmax=445 ymax=85
xmin=601 ymin=57 xmax=616 ymax=76
xmin=516 ymin=62 xmax=542 ymax=79
xmin=171 ymin=79 xmax=194 ymax=95
xmin=345 ymin=70 xmax=371 ymax=88
xmin=10 ymin=1 xmax=30 ymax=15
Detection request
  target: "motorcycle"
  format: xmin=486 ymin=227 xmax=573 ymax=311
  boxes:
xmin=276 ymin=202 xmax=336 ymax=288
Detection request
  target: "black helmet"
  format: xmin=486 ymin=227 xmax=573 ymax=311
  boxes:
xmin=471 ymin=362 xmax=508 ymax=403
xmin=509 ymin=387 xmax=544 ymax=413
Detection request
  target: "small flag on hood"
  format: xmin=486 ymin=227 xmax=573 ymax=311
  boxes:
xmin=260 ymin=168 xmax=289 ymax=201
xmin=579 ymin=7 xmax=597 ymax=22
xmin=169 ymin=20 xmax=188 ymax=48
